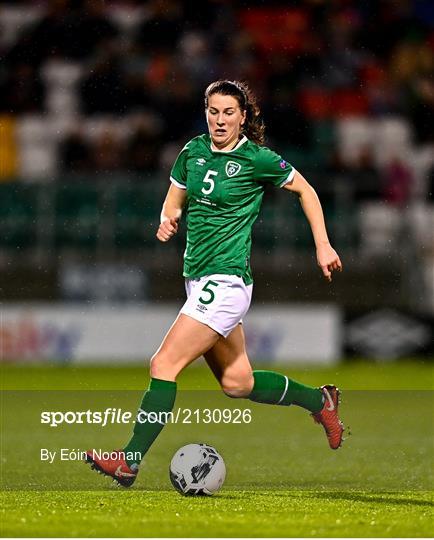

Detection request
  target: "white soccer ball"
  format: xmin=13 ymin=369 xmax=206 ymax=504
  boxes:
xmin=169 ymin=443 xmax=226 ymax=496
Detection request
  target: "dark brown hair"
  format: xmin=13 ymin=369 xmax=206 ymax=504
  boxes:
xmin=204 ymin=80 xmax=265 ymax=145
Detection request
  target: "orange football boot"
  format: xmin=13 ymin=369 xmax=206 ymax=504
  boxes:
xmin=85 ymin=450 xmax=138 ymax=487
xmin=312 ymin=385 xmax=345 ymax=450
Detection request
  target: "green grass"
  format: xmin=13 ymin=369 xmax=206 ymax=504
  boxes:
xmin=2 ymin=490 xmax=432 ymax=538
xmin=2 ymin=359 xmax=432 ymax=390
xmin=1 ymin=361 xmax=433 ymax=537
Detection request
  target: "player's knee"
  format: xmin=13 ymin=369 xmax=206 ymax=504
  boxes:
xmin=221 ymin=370 xmax=254 ymax=399
xmin=150 ymin=352 xmax=177 ymax=380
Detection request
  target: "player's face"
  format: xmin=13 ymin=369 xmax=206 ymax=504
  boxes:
xmin=206 ymin=93 xmax=246 ymax=151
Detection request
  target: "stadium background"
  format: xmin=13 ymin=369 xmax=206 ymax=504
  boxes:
xmin=0 ymin=1 xmax=433 ymax=538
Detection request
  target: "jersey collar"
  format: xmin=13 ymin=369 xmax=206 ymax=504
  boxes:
xmin=210 ymin=135 xmax=248 ymax=153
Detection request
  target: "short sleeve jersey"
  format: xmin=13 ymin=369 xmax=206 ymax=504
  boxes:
xmin=170 ymin=134 xmax=295 ymax=284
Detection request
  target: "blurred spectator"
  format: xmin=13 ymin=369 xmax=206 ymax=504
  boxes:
xmin=263 ymin=87 xmax=312 ymax=149
xmin=59 ymin=129 xmax=91 ymax=173
xmin=144 ymin=51 xmax=175 ymax=98
xmin=351 ymin=146 xmax=381 ymax=201
xmin=321 ymin=7 xmax=365 ymax=89
xmin=0 ymin=0 xmax=432 ymax=187
xmin=4 ymin=0 xmax=118 ymax=66
xmin=136 ymin=0 xmax=184 ymax=54
xmin=325 ymin=144 xmax=381 ymax=202
xmin=325 ymin=148 xmax=348 ymax=177
xmin=355 ymin=0 xmax=423 ymax=60
xmin=182 ymin=0 xmax=219 ymax=32
xmin=0 ymin=62 xmax=44 ymax=114
xmin=382 ymin=156 xmax=413 ymax=206
xmin=4 ymin=0 xmax=69 ymax=67
xmin=154 ymin=76 xmax=200 ymax=142
xmin=390 ymin=39 xmax=434 ymax=143
xmin=176 ymin=32 xmax=215 ymax=87
xmin=292 ymin=35 xmax=324 ymax=88
xmin=405 ymin=75 xmax=434 ymax=145
xmin=122 ymin=42 xmax=153 ymax=111
xmin=214 ymin=33 xmax=260 ymax=85
xmin=428 ymin=164 xmax=434 ymax=202
xmin=64 ymin=0 xmax=118 ymax=60
xmin=361 ymin=61 xmax=400 ymax=116
xmin=81 ymin=52 xmax=128 ymax=115
xmin=126 ymin=116 xmax=164 ymax=175
xmin=92 ymin=130 xmax=124 ymax=173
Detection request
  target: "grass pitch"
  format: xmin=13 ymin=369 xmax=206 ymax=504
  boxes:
xmin=1 ymin=361 xmax=433 ymax=537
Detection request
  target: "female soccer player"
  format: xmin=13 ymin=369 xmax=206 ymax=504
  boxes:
xmin=86 ymin=80 xmax=344 ymax=486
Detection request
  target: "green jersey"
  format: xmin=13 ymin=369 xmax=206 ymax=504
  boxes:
xmin=170 ymin=134 xmax=295 ymax=284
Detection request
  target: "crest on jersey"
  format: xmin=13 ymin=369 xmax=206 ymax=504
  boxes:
xmin=225 ymin=161 xmax=242 ymax=177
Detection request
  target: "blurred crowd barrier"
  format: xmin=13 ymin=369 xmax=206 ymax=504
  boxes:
xmin=0 ymin=304 xmax=341 ymax=364
xmin=2 ymin=303 xmax=433 ymax=363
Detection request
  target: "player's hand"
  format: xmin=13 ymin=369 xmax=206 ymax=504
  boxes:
xmin=156 ymin=217 xmax=179 ymax=242
xmin=316 ymin=242 xmax=342 ymax=282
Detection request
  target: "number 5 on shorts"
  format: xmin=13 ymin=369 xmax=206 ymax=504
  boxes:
xmin=199 ymin=280 xmax=219 ymax=304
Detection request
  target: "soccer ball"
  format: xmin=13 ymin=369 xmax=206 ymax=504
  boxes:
xmin=169 ymin=443 xmax=226 ymax=496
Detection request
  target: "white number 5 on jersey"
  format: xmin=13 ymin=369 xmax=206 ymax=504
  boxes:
xmin=201 ymin=170 xmax=218 ymax=195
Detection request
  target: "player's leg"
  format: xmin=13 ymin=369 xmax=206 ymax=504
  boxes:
xmin=204 ymin=323 xmax=254 ymax=398
xmin=206 ymin=324 xmax=323 ymax=408
xmin=123 ymin=313 xmax=220 ymax=458
xmin=86 ymin=314 xmax=220 ymax=485
xmin=149 ymin=313 xmax=220 ymax=381
xmin=205 ymin=324 xmax=344 ymax=449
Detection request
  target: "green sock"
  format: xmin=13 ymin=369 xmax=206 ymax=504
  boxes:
xmin=123 ymin=378 xmax=176 ymax=467
xmin=248 ymin=370 xmax=323 ymax=413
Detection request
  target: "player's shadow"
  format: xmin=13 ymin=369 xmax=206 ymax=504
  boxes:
xmin=210 ymin=492 xmax=433 ymax=508
xmin=304 ymin=492 xmax=433 ymax=508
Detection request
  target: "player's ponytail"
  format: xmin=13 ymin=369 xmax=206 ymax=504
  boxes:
xmin=204 ymin=80 xmax=265 ymax=146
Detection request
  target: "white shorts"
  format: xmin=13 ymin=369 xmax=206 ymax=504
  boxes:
xmin=180 ymin=274 xmax=253 ymax=338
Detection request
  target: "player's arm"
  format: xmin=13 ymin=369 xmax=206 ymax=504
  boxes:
xmin=156 ymin=184 xmax=187 ymax=242
xmin=283 ymin=171 xmax=342 ymax=282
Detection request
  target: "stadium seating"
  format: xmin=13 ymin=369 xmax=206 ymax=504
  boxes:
xmin=55 ymin=182 xmax=100 ymax=248
xmin=0 ymin=182 xmax=38 ymax=248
